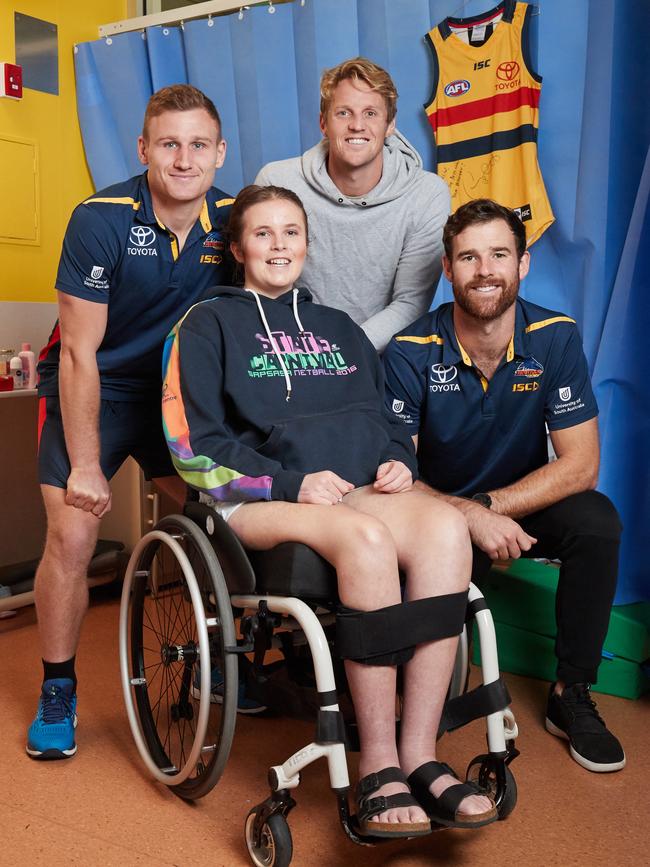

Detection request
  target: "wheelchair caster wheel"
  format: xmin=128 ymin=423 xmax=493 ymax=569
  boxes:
xmin=245 ymin=808 xmax=293 ymax=867
xmin=466 ymin=756 xmax=517 ymax=820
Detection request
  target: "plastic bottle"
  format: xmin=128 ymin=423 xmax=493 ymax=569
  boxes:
xmin=10 ymin=356 xmax=24 ymax=389
xmin=18 ymin=342 xmax=36 ymax=389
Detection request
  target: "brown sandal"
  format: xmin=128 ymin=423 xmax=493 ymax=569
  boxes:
xmin=356 ymin=766 xmax=431 ymax=838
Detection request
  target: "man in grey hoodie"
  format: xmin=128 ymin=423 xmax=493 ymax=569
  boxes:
xmin=255 ymin=57 xmax=450 ymax=352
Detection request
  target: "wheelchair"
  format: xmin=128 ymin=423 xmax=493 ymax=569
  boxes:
xmin=118 ymin=501 xmax=519 ymax=867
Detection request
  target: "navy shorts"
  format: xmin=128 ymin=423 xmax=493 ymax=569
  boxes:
xmin=38 ymin=395 xmax=175 ymax=488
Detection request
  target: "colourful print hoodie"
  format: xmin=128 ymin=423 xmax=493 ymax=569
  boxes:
xmin=162 ymin=286 xmax=417 ymax=502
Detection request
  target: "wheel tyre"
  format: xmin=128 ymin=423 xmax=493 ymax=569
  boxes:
xmin=119 ymin=514 xmax=238 ymax=801
xmin=244 ymin=809 xmax=293 ymax=867
xmin=466 ymin=758 xmax=517 ymax=820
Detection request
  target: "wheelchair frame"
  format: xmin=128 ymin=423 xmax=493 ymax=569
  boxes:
xmin=119 ymin=507 xmax=519 ymax=867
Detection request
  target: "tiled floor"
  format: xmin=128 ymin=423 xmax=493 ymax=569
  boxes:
xmin=1 ymin=594 xmax=648 ymax=866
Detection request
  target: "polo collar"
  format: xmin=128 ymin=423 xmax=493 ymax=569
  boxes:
xmin=443 ymin=301 xmax=522 ymax=368
xmin=135 ymin=173 xmax=212 ymax=233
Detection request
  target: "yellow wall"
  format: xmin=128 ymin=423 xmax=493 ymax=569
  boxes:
xmin=0 ymin=0 xmax=127 ymax=303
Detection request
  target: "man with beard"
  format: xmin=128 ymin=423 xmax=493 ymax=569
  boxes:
xmin=383 ymin=199 xmax=625 ymax=774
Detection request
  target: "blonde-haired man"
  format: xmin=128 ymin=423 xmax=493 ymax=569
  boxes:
xmin=256 ymin=58 xmax=450 ymax=352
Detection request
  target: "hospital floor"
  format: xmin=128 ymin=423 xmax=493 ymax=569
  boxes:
xmin=1 ymin=592 xmax=647 ymax=867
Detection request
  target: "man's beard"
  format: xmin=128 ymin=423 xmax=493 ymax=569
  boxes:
xmin=452 ymin=276 xmax=519 ymax=321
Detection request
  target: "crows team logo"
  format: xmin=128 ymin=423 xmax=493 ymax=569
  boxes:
xmin=514 ymin=356 xmax=544 ymax=378
xmin=203 ymin=231 xmax=225 ymax=251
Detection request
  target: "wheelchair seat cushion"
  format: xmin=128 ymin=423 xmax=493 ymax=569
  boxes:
xmin=247 ymin=543 xmax=339 ymax=604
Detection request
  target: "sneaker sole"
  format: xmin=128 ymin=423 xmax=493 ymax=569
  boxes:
xmin=190 ymin=685 xmax=267 ymax=715
xmin=545 ymin=718 xmax=626 ymax=773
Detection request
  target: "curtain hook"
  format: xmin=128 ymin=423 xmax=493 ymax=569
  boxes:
xmin=180 ymin=19 xmax=185 ymax=31
xmin=268 ymin=1 xmax=276 ymax=13
xmin=238 ymin=6 xmax=244 ymax=20
xmin=208 ymin=13 xmax=214 ymax=27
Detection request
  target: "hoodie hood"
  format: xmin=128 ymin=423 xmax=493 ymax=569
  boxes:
xmin=300 ymin=129 xmax=424 ymax=207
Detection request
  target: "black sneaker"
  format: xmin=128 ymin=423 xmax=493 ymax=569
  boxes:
xmin=545 ymin=683 xmax=626 ymax=772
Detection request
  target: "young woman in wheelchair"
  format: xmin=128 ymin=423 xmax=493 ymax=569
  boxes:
xmin=161 ymin=184 xmax=497 ymax=838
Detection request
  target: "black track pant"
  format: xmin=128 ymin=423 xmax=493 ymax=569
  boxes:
xmin=471 ymin=490 xmax=622 ymax=685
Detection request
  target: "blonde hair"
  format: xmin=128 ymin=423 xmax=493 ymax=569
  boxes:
xmin=320 ymin=57 xmax=398 ymax=123
xmin=142 ymin=84 xmax=222 ymax=140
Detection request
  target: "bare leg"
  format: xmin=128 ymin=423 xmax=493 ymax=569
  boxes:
xmin=34 ymin=485 xmax=101 ymax=662
xmin=343 ymin=487 xmax=492 ymax=816
xmin=230 ymin=501 xmax=427 ymax=827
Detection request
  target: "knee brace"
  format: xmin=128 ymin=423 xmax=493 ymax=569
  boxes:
xmin=335 ymin=591 xmax=468 ymax=666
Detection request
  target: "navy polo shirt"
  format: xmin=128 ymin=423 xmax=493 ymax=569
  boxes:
xmin=38 ymin=172 xmax=233 ymax=401
xmin=383 ymin=299 xmax=598 ymax=497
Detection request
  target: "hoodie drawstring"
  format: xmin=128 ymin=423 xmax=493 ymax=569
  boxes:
xmin=245 ymin=288 xmax=305 ymax=402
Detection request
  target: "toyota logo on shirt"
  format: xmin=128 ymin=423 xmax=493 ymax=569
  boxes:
xmin=128 ymin=226 xmax=158 ymax=256
xmin=429 ymin=364 xmax=460 ymax=393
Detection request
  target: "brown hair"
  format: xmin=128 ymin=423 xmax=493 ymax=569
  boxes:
xmin=320 ymin=57 xmax=398 ymax=123
xmin=443 ymin=199 xmax=527 ymax=260
xmin=228 ymin=185 xmax=309 ymax=283
xmin=142 ymin=84 xmax=222 ymax=140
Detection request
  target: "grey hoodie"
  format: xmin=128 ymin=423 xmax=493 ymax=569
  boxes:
xmin=255 ymin=131 xmax=450 ymax=352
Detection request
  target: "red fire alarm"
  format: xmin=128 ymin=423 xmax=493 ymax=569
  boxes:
xmin=0 ymin=63 xmax=23 ymax=99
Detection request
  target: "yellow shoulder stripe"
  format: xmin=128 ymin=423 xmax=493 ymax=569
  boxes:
xmin=83 ymin=196 xmax=141 ymax=210
xmin=215 ymin=197 xmax=235 ymax=208
xmin=395 ymin=334 xmax=444 ymax=345
xmin=525 ymin=316 xmax=575 ymax=334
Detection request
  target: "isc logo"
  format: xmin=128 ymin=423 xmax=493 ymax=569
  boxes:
xmin=473 ymin=59 xmax=491 ymax=70
xmin=200 ymin=254 xmax=222 ymax=265
xmin=444 ymin=79 xmax=470 ymax=97
xmin=512 ymin=382 xmax=539 ymax=392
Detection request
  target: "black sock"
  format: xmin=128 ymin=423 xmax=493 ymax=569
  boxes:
xmin=43 ymin=657 xmax=77 ymax=692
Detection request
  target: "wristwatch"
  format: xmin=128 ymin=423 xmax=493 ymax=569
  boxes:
xmin=471 ymin=492 xmax=492 ymax=509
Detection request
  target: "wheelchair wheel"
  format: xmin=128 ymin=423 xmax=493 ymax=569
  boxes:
xmin=119 ymin=514 xmax=238 ymax=800
xmin=245 ymin=808 xmax=293 ymax=867
xmin=466 ymin=756 xmax=517 ymax=820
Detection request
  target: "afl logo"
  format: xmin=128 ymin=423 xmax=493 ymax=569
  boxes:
xmin=130 ymin=226 xmax=156 ymax=246
xmin=496 ymin=61 xmax=520 ymax=81
xmin=430 ymin=364 xmax=458 ymax=384
xmin=444 ymin=79 xmax=470 ymax=97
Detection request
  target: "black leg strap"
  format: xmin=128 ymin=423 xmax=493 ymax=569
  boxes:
xmin=335 ymin=591 xmax=468 ymax=664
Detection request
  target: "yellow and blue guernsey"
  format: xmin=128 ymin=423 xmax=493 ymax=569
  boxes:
xmin=162 ymin=286 xmax=417 ymax=502
xmin=425 ymin=0 xmax=554 ymax=245
xmin=38 ymin=172 xmax=233 ymax=400
xmin=383 ymin=298 xmax=597 ymax=496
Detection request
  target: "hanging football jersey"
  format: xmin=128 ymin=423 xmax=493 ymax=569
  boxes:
xmin=425 ymin=0 xmax=554 ymax=245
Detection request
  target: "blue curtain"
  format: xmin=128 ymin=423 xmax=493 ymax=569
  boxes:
xmin=74 ymin=0 xmax=650 ymax=603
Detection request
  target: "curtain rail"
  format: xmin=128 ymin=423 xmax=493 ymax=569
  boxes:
xmin=99 ymin=0 xmax=288 ymax=37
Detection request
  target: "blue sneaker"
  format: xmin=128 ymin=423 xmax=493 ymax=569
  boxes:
xmin=26 ymin=678 xmax=78 ymax=759
xmin=192 ymin=665 xmax=267 ymax=715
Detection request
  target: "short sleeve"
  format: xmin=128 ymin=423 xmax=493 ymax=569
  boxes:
xmin=544 ymin=326 xmax=598 ymax=430
xmin=55 ymin=204 xmax=121 ymax=304
xmin=382 ymin=337 xmax=427 ymax=429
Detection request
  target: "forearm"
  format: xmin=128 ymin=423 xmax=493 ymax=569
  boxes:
xmin=489 ymin=455 xmax=598 ymax=519
xmin=413 ymin=479 xmax=476 ymax=514
xmin=59 ymin=346 xmax=101 ymax=469
xmin=362 ymin=281 xmax=437 ymax=353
